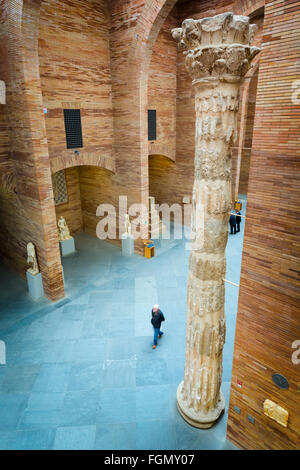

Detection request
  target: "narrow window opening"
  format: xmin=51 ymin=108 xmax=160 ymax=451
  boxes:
xmin=63 ymin=109 xmax=83 ymax=149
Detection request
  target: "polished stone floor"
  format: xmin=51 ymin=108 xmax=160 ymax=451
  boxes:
xmin=0 ymin=198 xmax=247 ymax=450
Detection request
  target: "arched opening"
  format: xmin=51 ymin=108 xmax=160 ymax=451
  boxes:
xmin=120 ymin=0 xmax=178 ymax=244
xmin=238 ymin=65 xmax=260 ymax=198
xmin=148 ymin=154 xmax=176 ymax=208
xmin=39 ymin=0 xmax=119 ymax=265
xmin=148 ymin=154 xmax=188 ymax=247
xmin=51 ymin=164 xmax=118 ymax=288
xmin=233 ymin=8 xmax=264 ymax=202
xmin=52 ymin=164 xmax=116 ymax=241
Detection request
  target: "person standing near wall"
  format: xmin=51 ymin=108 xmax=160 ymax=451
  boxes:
xmin=235 ymin=209 xmax=242 ymax=233
xmin=229 ymin=212 xmax=237 ymax=235
xmin=151 ymin=304 xmax=165 ymax=350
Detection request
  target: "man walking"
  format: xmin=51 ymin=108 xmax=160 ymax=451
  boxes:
xmin=229 ymin=212 xmax=236 ymax=235
xmin=235 ymin=209 xmax=241 ymax=233
xmin=151 ymin=304 xmax=165 ymax=350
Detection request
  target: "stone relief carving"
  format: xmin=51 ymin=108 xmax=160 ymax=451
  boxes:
xmin=172 ymin=12 xmax=260 ymax=428
xmin=195 ymin=148 xmax=231 ymax=181
xmin=263 ymin=399 xmax=289 ymax=428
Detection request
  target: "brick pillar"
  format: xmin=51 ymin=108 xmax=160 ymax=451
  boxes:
xmin=0 ymin=0 xmax=64 ymax=301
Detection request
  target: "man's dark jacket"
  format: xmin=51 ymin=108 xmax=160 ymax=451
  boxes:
xmin=151 ymin=309 xmax=165 ymax=329
xmin=236 ymin=211 xmax=241 ymax=224
xmin=229 ymin=214 xmax=236 ymax=226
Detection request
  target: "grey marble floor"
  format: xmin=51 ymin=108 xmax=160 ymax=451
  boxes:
xmin=0 ymin=200 xmax=247 ymax=450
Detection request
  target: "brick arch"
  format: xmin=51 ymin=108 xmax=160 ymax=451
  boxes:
xmin=125 ymin=0 xmax=178 ymax=144
xmin=232 ymin=0 xmax=265 ymax=16
xmin=50 ymin=154 xmax=115 ymax=174
xmin=233 ymin=58 xmax=260 ymax=198
xmin=245 ymin=54 xmax=260 ymax=79
xmin=124 ymin=1 xmax=178 ymax=236
xmin=149 ymin=153 xmax=176 ymax=164
xmin=125 ymin=0 xmax=264 ymax=213
xmin=231 ymin=0 xmax=263 ymax=198
xmin=127 ymin=0 xmax=177 ymax=78
xmin=126 ymin=0 xmax=178 ymax=126
xmin=149 ymin=144 xmax=176 ymax=163
xmin=149 ymin=152 xmax=176 ymax=163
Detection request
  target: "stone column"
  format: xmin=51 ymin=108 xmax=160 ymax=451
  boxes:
xmin=172 ymin=13 xmax=260 ymax=428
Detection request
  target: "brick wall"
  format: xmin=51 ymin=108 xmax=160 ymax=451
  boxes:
xmin=39 ymin=0 xmax=114 ymax=172
xmin=148 ymin=10 xmax=178 ymax=161
xmin=227 ymin=0 xmax=300 ymax=449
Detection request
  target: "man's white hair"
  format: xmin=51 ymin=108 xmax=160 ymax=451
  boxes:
xmin=153 ymin=304 xmax=159 ymax=310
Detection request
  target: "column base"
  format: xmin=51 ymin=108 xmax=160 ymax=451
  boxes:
xmin=176 ymin=381 xmax=225 ymax=429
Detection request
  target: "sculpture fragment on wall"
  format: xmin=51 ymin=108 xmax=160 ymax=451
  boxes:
xmin=263 ymin=399 xmax=289 ymax=428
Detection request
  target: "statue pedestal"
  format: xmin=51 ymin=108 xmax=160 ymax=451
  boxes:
xmin=121 ymin=233 xmax=134 ymax=256
xmin=59 ymin=237 xmax=75 ymax=257
xmin=26 ymin=271 xmax=45 ymax=301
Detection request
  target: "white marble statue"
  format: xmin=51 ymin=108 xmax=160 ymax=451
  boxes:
xmin=58 ymin=216 xmax=71 ymax=241
xmin=124 ymin=213 xmax=132 ymax=236
xmin=27 ymin=242 xmax=39 ymax=276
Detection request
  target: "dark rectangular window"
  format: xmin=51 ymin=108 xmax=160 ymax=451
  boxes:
xmin=148 ymin=109 xmax=157 ymax=141
xmin=63 ymin=109 xmax=83 ymax=149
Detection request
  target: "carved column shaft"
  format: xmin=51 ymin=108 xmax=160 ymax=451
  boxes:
xmin=172 ymin=13 xmax=260 ymax=428
xmin=182 ymin=81 xmax=238 ymax=416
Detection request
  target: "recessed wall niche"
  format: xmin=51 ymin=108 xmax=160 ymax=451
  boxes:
xmin=52 ymin=170 xmax=68 ymax=206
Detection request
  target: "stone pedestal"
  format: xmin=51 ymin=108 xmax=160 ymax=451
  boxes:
xmin=172 ymin=13 xmax=259 ymax=428
xmin=59 ymin=237 xmax=75 ymax=257
xmin=121 ymin=233 xmax=134 ymax=256
xmin=26 ymin=271 xmax=45 ymax=300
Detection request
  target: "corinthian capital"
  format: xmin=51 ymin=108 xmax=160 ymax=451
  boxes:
xmin=172 ymin=12 xmax=260 ymax=84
